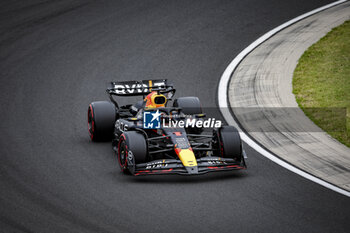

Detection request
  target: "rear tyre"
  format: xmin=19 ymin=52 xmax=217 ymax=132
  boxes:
xmin=214 ymin=126 xmax=242 ymax=162
xmin=88 ymin=101 xmax=116 ymax=142
xmin=173 ymin=97 xmax=203 ymax=134
xmin=117 ymin=131 xmax=147 ymax=174
xmin=173 ymin=96 xmax=202 ymax=115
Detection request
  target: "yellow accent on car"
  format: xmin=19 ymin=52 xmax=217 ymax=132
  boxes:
xmin=178 ymin=149 xmax=197 ymax=167
xmin=149 ymin=80 xmax=152 ymax=91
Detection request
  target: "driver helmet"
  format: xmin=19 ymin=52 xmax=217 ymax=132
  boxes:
xmin=144 ymin=91 xmax=167 ymax=109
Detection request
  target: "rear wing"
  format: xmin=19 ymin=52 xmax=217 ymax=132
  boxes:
xmin=106 ymin=79 xmax=174 ymax=96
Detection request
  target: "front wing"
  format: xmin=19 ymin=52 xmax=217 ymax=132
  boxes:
xmin=133 ymin=156 xmax=246 ymax=176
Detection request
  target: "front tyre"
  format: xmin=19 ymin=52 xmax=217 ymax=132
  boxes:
xmin=214 ymin=126 xmax=242 ymax=162
xmin=117 ymin=131 xmax=147 ymax=174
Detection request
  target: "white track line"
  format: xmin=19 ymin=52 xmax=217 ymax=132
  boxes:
xmin=218 ymin=0 xmax=350 ymax=197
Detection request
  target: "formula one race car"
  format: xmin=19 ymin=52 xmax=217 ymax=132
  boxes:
xmin=87 ymin=79 xmax=246 ymax=175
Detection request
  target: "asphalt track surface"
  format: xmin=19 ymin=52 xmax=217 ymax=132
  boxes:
xmin=0 ymin=1 xmax=349 ymax=233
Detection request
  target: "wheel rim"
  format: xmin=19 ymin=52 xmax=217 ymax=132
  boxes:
xmin=117 ymin=136 xmax=128 ymax=170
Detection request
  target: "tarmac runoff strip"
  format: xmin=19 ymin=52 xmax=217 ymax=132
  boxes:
xmin=218 ymin=0 xmax=350 ymax=196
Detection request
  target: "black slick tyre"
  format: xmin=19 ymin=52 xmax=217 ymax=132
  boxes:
xmin=117 ymin=131 xmax=147 ymax=174
xmin=173 ymin=97 xmax=203 ymax=134
xmin=215 ymin=126 xmax=242 ymax=162
xmin=88 ymin=101 xmax=116 ymax=142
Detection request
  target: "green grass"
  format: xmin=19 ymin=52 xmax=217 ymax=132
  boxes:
xmin=293 ymin=20 xmax=350 ymax=147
